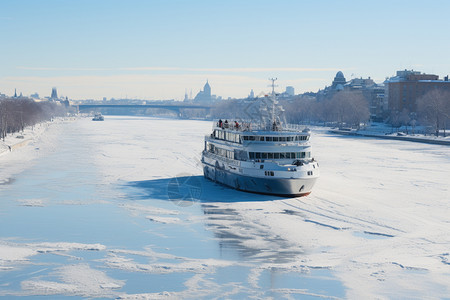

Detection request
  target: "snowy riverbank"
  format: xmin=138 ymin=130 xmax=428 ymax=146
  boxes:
xmin=329 ymin=126 xmax=450 ymax=146
xmin=0 ymin=123 xmax=47 ymax=157
xmin=0 ymin=117 xmax=82 ymax=155
xmin=0 ymin=117 xmax=78 ymax=185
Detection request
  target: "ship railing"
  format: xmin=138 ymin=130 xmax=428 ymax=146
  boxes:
xmin=213 ymin=119 xmax=256 ymax=131
xmin=213 ymin=119 xmax=309 ymax=133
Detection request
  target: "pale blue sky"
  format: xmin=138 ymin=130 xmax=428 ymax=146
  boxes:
xmin=1 ymin=0 xmax=449 ymax=100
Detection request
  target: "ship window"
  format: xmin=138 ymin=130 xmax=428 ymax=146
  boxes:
xmin=260 ymin=165 xmax=264 ymax=169
xmin=262 ymin=153 xmax=268 ymax=159
xmin=280 ymin=137 xmax=286 ymax=142
xmin=280 ymin=152 xmax=286 ymax=159
xmin=258 ymin=136 xmax=264 ymax=141
xmin=243 ymin=136 xmax=248 ymax=140
xmin=273 ymin=137 xmax=279 ymax=142
xmin=271 ymin=171 xmax=274 ymax=176
xmin=274 ymin=153 xmax=280 ymax=159
xmin=266 ymin=136 xmax=272 ymax=141
xmin=291 ymin=153 xmax=296 ymax=159
xmin=256 ymin=152 xmax=261 ymax=159
xmin=249 ymin=152 xmax=255 ymax=159
xmin=268 ymin=153 xmax=274 ymax=159
xmin=287 ymin=136 xmax=293 ymax=141
xmin=249 ymin=136 xmax=255 ymax=141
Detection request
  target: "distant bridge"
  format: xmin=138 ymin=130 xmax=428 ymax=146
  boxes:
xmin=76 ymin=103 xmax=213 ymax=117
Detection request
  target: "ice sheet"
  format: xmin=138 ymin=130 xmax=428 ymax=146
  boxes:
xmin=1 ymin=116 xmax=449 ymax=298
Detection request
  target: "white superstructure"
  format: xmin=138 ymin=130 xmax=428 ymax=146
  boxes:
xmin=201 ymin=79 xmax=319 ymax=197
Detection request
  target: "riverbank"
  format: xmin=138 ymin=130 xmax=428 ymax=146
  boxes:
xmin=0 ymin=125 xmax=44 ymax=157
xmin=329 ymin=128 xmax=450 ymax=146
xmin=0 ymin=117 xmax=79 ymax=157
xmin=0 ymin=117 xmax=78 ymax=186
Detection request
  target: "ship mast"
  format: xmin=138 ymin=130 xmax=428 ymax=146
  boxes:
xmin=269 ymin=77 xmax=278 ymax=129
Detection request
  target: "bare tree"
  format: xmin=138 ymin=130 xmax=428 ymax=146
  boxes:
xmin=417 ymin=89 xmax=450 ymax=137
xmin=398 ymin=108 xmax=411 ymax=133
xmin=329 ymin=91 xmax=370 ymax=129
xmin=282 ymin=96 xmax=316 ymax=124
xmin=0 ymin=98 xmax=68 ymax=141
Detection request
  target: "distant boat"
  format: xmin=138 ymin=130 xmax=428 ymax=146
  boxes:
xmin=92 ymin=113 xmax=104 ymax=121
xmin=201 ymin=79 xmax=319 ymax=197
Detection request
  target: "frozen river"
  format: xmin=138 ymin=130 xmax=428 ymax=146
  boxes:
xmin=1 ymin=116 xmax=450 ymax=299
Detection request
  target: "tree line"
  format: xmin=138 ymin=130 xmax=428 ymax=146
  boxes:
xmin=0 ymin=97 xmax=68 ymax=141
xmin=210 ymin=91 xmax=371 ymax=129
xmin=209 ymin=89 xmax=449 ymax=136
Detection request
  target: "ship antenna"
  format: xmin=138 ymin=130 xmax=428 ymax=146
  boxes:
xmin=268 ymin=77 xmax=277 ymax=129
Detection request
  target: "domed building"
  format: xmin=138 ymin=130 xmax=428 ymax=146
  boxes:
xmin=332 ymin=71 xmax=346 ymax=90
xmin=194 ymin=80 xmax=212 ymax=103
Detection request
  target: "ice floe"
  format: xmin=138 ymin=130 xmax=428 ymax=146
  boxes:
xmin=0 ymin=241 xmax=106 ymax=266
xmin=20 ymin=263 xmax=124 ymax=297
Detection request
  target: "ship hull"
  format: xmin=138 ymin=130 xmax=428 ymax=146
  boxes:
xmin=202 ymin=162 xmax=317 ymax=197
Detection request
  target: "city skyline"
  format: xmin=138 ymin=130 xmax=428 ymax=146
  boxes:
xmin=1 ymin=0 xmax=450 ymax=100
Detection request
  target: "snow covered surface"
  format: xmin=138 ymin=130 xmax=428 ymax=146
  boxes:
xmin=0 ymin=118 xmax=74 ymax=185
xmin=1 ymin=116 xmax=449 ymax=298
xmin=332 ymin=123 xmax=450 ymax=145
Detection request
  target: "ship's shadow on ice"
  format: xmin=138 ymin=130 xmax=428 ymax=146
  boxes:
xmin=126 ymin=175 xmax=283 ymax=203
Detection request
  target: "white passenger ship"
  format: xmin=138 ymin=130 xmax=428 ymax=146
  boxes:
xmin=201 ymin=79 xmax=319 ymax=197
